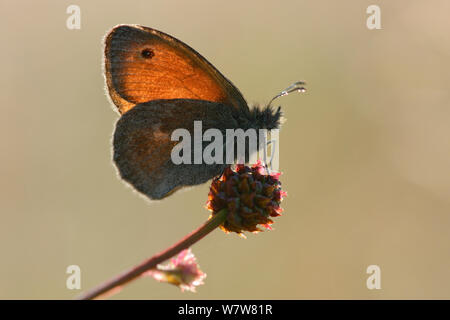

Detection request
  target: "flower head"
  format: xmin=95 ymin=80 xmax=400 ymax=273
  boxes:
xmin=206 ymin=161 xmax=286 ymax=236
xmin=145 ymin=249 xmax=206 ymax=292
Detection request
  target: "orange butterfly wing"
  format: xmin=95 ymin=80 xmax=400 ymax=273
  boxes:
xmin=104 ymin=24 xmax=248 ymax=114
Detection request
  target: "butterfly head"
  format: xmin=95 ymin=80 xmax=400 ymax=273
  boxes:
xmin=234 ymin=81 xmax=307 ymax=131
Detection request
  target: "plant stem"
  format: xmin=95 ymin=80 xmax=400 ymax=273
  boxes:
xmin=77 ymin=209 xmax=228 ymax=300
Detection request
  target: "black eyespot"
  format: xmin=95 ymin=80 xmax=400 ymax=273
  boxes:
xmin=141 ymin=48 xmax=154 ymax=59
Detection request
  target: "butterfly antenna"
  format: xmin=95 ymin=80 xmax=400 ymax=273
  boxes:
xmin=268 ymin=81 xmax=307 ymax=107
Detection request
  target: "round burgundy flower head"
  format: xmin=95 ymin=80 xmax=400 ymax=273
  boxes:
xmin=206 ymin=161 xmax=286 ymax=236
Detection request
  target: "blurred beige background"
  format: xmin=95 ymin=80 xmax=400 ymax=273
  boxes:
xmin=0 ymin=0 xmax=449 ymax=299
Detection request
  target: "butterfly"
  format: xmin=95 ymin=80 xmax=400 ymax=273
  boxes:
xmin=103 ymin=25 xmax=305 ymax=200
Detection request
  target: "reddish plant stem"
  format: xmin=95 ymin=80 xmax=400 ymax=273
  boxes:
xmin=77 ymin=209 xmax=228 ymax=300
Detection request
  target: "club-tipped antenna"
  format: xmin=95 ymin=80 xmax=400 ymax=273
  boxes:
xmin=268 ymin=81 xmax=307 ymax=106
